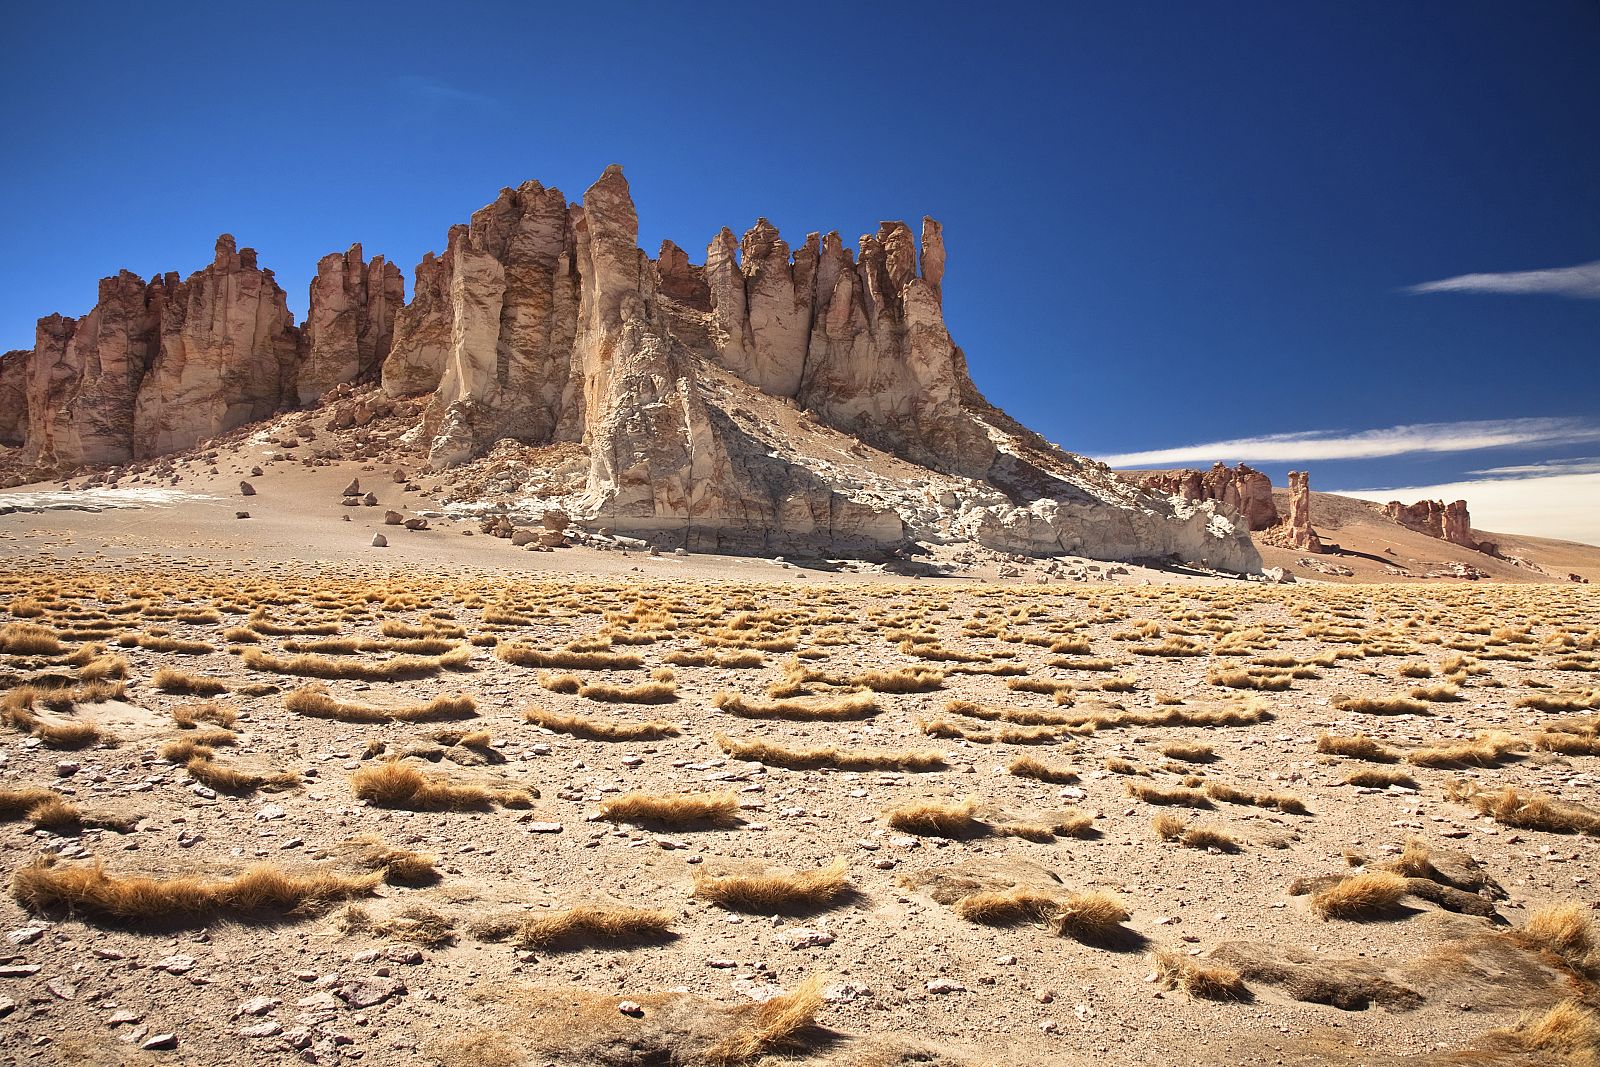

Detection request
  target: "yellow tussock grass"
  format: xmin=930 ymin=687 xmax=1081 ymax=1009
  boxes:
xmin=693 ymin=859 xmax=850 ymax=913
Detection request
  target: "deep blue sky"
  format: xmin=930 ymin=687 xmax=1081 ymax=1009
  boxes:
xmin=3 ymin=2 xmax=1597 ymax=538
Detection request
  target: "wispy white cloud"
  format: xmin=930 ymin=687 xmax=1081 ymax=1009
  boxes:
xmin=1466 ymin=456 xmax=1600 ymax=478
xmin=1099 ymin=417 xmax=1600 ymax=469
xmin=1343 ymin=472 xmax=1600 ymax=547
xmin=1404 ymin=260 xmax=1600 ymax=299
xmin=393 ymin=76 xmax=498 ymax=116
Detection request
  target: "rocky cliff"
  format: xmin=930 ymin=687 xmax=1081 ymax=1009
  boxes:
xmin=10 ymin=238 xmax=397 ymax=467
xmin=297 ymin=245 xmax=404 ymax=406
xmin=1137 ymin=463 xmax=1278 ymax=531
xmin=0 ymin=349 xmax=28 ymax=446
xmin=1381 ymin=498 xmax=1478 ymax=550
xmin=377 ymin=166 xmax=1258 ymax=568
xmin=2 ymin=166 xmax=1262 ymax=572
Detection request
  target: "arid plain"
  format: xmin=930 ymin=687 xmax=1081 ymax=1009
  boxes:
xmin=0 ymin=446 xmax=1596 ymax=1067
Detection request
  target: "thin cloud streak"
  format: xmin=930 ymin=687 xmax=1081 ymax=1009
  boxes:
xmin=1404 ymin=260 xmax=1600 ymax=299
xmin=1099 ymin=417 xmax=1600 ymax=468
xmin=392 ymin=76 xmax=500 ymax=118
xmin=1343 ymin=472 xmax=1600 ymax=547
xmin=1467 ymin=457 xmax=1600 ymax=478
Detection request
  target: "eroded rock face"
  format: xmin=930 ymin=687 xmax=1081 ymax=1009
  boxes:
xmin=0 ymin=349 xmax=33 ymax=447
xmin=298 ymin=244 xmax=403 ymax=405
xmin=22 ymin=271 xmax=167 ymax=467
xmin=13 ymin=167 xmax=1263 ymax=571
xmin=384 ymin=166 xmax=1260 ymax=570
xmin=1140 ymin=463 xmax=1278 ymax=531
xmin=132 ymin=236 xmax=303 ymax=458
xmin=1382 ymin=498 xmax=1478 ymax=550
xmin=15 ymin=233 xmax=408 ymax=468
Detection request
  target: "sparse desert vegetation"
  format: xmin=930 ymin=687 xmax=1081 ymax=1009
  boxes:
xmin=0 ymin=559 xmax=1595 ymax=1065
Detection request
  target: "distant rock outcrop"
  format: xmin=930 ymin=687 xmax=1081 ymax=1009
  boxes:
xmin=1284 ymin=470 xmax=1324 ymax=553
xmin=1381 ymin=498 xmax=1478 ymax=550
xmin=1139 ymin=463 xmax=1278 ymax=531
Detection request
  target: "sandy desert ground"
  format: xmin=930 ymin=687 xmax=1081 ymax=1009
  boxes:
xmin=0 ymin=486 xmax=1598 ymax=1067
xmin=0 ymin=420 xmax=1597 ymax=1067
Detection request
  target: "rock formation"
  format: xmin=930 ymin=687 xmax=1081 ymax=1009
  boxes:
xmin=0 ymin=349 xmax=29 ymax=446
xmin=1138 ymin=462 xmax=1278 ymax=531
xmin=131 ymin=236 xmax=303 ymax=458
xmin=7 ymin=235 xmax=402 ymax=468
xmin=4 ymin=165 xmax=1264 ymax=572
xmin=377 ymin=166 xmax=1259 ymax=568
xmin=297 ymin=245 xmax=404 ymax=405
xmin=1284 ymin=470 xmax=1323 ymax=553
xmin=1381 ymin=498 xmax=1478 ymax=550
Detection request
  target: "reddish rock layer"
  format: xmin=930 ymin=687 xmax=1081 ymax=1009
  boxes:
xmin=1381 ymin=498 xmax=1478 ymax=550
xmin=1140 ymin=463 xmax=1278 ymax=531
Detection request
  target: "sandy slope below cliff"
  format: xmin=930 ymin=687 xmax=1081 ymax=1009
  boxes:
xmin=0 ymin=419 xmax=1210 ymax=591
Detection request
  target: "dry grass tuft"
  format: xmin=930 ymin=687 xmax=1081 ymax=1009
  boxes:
xmin=887 ymin=799 xmax=980 ymax=838
xmin=185 ymin=754 xmax=298 ymax=794
xmin=1446 ymin=780 xmax=1600 ymax=836
xmin=712 ymin=691 xmax=877 ymax=721
xmin=945 ymin=699 xmax=1082 ymax=726
xmin=1345 ymin=767 xmax=1418 ymax=789
xmin=1049 ymin=891 xmax=1132 ymax=942
xmin=285 ymin=684 xmax=476 ymax=723
xmin=537 ymin=671 xmax=582 ymax=694
xmin=0 ymin=687 xmax=104 ymax=748
xmin=1007 ymin=755 xmax=1079 ymax=784
xmin=172 ymin=701 xmax=236 ymax=729
xmin=151 ymin=667 xmax=230 ymax=695
xmin=716 ymin=733 xmax=943 ymax=772
xmin=513 ymin=904 xmax=673 ymax=949
xmin=1308 ymin=871 xmax=1409 ymax=920
xmin=1316 ymin=732 xmax=1399 ymax=762
xmin=1332 ymin=694 xmax=1431 ymax=716
xmin=1153 ymin=950 xmax=1249 ymax=1000
xmin=352 ymin=838 xmax=440 ymax=884
xmin=1127 ymin=783 xmax=1212 ymax=808
xmin=1206 ymin=667 xmax=1293 ymax=691
xmin=598 ymin=791 xmax=740 ymax=827
xmin=11 ymin=856 xmax=376 ymax=922
xmin=495 ymin=644 xmax=642 ymax=670
xmin=953 ymin=888 xmax=1060 ymax=925
xmin=350 ymin=761 xmax=496 ymax=811
xmin=1406 ymin=731 xmax=1525 ymax=768
xmin=243 ymin=645 xmax=470 ymax=681
xmin=525 ymin=706 xmax=679 ymax=741
xmin=1152 ymin=814 xmax=1239 ymax=852
xmin=1160 ymin=741 xmax=1214 ymax=763
xmin=577 ymin=679 xmax=677 ymax=704
xmin=703 ymin=974 xmax=824 ymax=1067
xmin=1514 ymin=902 xmax=1598 ymax=975
xmin=663 ymin=649 xmax=764 ymax=669
xmin=0 ymin=622 xmax=64 ymax=655
xmin=159 ymin=734 xmax=232 ymax=763
xmin=341 ymin=902 xmax=455 ymax=946
xmin=693 ymin=859 xmax=850 ymax=913
xmin=1203 ymin=781 xmax=1307 ymax=814
xmin=1501 ymin=1000 xmax=1600 ymax=1063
